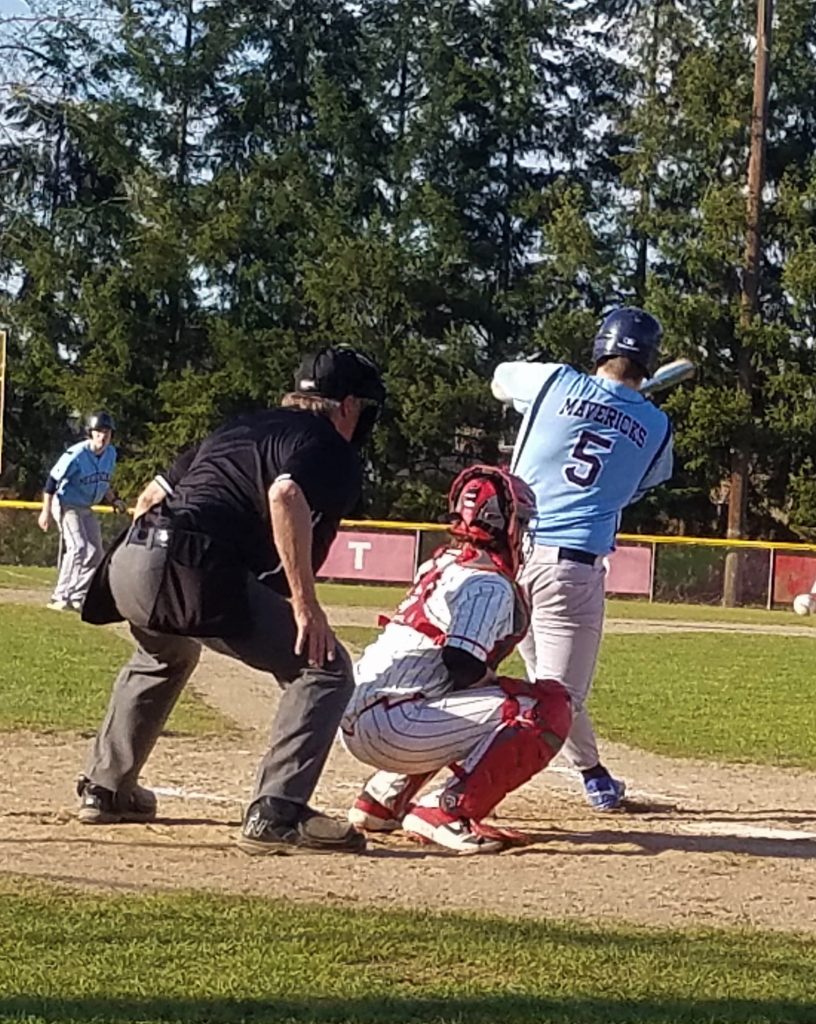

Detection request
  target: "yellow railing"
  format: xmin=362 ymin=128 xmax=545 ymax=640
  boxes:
xmin=4 ymin=500 xmax=816 ymax=552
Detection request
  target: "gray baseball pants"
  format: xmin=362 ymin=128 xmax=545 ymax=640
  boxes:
xmin=83 ymin=539 xmax=354 ymax=807
xmin=517 ymin=545 xmax=606 ymax=772
xmin=52 ymin=504 xmax=103 ymax=607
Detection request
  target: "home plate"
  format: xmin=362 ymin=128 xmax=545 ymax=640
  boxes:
xmin=675 ymin=821 xmax=816 ymax=842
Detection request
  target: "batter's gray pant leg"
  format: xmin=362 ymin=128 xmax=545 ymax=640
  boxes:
xmin=53 ymin=506 xmax=103 ymax=606
xmin=518 ymin=550 xmax=606 ymax=772
xmin=203 ymin=577 xmax=354 ymax=807
xmin=84 ymin=626 xmax=201 ymax=794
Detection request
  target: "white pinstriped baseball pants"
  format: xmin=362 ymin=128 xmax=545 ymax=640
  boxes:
xmin=52 ymin=504 xmax=104 ymax=607
xmin=517 ymin=547 xmax=606 ymax=772
xmin=342 ymin=688 xmax=538 ymax=811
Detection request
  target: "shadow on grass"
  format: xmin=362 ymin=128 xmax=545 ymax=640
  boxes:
xmin=1 ymin=993 xmax=814 ymax=1024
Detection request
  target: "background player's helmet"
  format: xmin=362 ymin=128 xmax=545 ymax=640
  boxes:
xmin=448 ymin=465 xmax=536 ymax=574
xmin=592 ymin=307 xmax=663 ymax=376
xmin=86 ymin=410 xmax=116 ymax=434
xmin=294 ymin=346 xmax=386 ymax=445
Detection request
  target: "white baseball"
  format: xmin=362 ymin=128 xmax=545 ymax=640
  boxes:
xmin=792 ymin=593 xmax=814 ymax=616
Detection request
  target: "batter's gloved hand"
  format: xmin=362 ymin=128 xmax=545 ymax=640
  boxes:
xmin=111 ymin=498 xmax=128 ymax=515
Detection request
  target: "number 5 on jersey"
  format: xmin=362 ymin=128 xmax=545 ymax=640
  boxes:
xmin=565 ymin=430 xmax=614 ymax=488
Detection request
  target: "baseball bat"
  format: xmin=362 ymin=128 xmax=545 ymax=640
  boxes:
xmin=640 ymin=358 xmax=695 ymax=397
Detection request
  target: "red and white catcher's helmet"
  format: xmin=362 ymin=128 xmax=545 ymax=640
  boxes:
xmin=448 ymin=465 xmax=536 ymax=574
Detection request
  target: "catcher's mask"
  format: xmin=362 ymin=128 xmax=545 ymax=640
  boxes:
xmin=448 ymin=465 xmax=536 ymax=575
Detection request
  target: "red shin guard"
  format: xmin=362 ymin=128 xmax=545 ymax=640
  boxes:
xmin=440 ymin=677 xmax=572 ymax=822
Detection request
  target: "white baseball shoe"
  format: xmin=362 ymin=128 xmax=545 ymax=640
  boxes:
xmin=402 ymin=805 xmax=504 ymax=855
xmin=46 ymin=599 xmax=71 ymax=612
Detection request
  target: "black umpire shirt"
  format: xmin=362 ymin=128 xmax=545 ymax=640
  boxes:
xmin=156 ymin=408 xmax=362 ymax=593
xmin=82 ymin=408 xmax=363 ymax=635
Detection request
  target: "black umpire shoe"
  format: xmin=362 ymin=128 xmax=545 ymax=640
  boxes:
xmin=237 ymin=797 xmax=366 ymax=855
xmin=76 ymin=775 xmax=157 ymax=825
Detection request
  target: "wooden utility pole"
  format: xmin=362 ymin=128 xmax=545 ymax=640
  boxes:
xmin=723 ymin=0 xmax=773 ymax=606
xmin=0 ymin=330 xmax=6 ymax=475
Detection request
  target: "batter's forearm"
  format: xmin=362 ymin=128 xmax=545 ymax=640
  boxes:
xmin=268 ymin=479 xmax=317 ymax=607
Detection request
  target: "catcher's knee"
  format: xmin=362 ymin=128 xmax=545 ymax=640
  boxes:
xmin=440 ymin=679 xmax=573 ymax=822
xmin=498 ymin=676 xmax=572 ymax=746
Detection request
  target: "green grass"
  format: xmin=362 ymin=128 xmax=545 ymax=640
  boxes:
xmin=3 ymin=566 xmax=815 ymax=627
xmin=0 ymin=564 xmax=55 ymax=589
xmin=0 ymin=878 xmax=813 ymax=1024
xmin=319 ymin=581 xmax=816 ymax=625
xmin=317 ymin=581 xmax=405 ymax=608
xmin=335 ymin=626 xmax=816 ymax=768
xmin=589 ymin=633 xmax=816 ymax=768
xmin=0 ymin=605 xmax=229 ymax=734
xmin=606 ymin=597 xmax=816 ymax=626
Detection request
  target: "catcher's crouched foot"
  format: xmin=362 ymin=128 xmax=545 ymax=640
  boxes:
xmin=76 ymin=776 xmax=157 ymax=825
xmin=238 ymin=799 xmax=367 ymax=856
xmin=347 ymin=791 xmax=401 ymax=833
xmin=402 ymin=806 xmax=504 ymax=855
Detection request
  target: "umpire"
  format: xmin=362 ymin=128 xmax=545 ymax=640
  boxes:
xmin=78 ymin=346 xmax=386 ymax=855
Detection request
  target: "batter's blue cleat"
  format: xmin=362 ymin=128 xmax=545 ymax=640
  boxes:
xmin=584 ymin=775 xmax=626 ymax=812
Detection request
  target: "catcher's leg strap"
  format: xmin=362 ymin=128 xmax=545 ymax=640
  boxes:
xmin=439 ymin=677 xmax=572 ymax=822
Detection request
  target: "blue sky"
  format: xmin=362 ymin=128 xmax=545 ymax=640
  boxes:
xmin=0 ymin=0 xmax=31 ymax=15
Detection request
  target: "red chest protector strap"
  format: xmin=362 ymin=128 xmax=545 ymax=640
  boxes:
xmin=378 ymin=546 xmax=530 ymax=664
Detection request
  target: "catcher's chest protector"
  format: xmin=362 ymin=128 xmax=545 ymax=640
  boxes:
xmin=385 ymin=547 xmax=530 ymax=668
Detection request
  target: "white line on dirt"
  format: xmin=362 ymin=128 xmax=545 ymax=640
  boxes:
xmin=547 ymin=764 xmax=682 ymax=803
xmin=545 ymin=767 xmax=816 ymax=840
xmin=674 ymin=822 xmax=816 ymax=842
xmin=152 ymin=785 xmax=242 ymax=805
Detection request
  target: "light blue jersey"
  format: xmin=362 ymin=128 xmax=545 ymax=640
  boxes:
xmin=493 ymin=362 xmax=673 ymax=556
xmin=49 ymin=440 xmax=118 ymax=508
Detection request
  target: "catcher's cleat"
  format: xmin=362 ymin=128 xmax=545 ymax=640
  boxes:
xmin=584 ymin=775 xmax=626 ymax=812
xmin=402 ymin=805 xmax=504 ymax=855
xmin=237 ymin=800 xmax=367 ymax=856
xmin=348 ymin=792 xmax=401 ymax=833
xmin=76 ymin=776 xmax=157 ymax=824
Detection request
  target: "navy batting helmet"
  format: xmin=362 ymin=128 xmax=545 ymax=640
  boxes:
xmin=592 ymin=307 xmax=663 ymax=376
xmin=86 ymin=410 xmax=116 ymax=434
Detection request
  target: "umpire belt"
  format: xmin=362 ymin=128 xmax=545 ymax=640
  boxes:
xmin=126 ymin=524 xmax=172 ymax=550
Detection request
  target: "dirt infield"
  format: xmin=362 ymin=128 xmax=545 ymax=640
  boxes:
xmin=2 ymin=613 xmax=815 ymax=934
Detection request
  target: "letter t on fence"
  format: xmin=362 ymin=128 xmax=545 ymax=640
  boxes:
xmin=348 ymin=541 xmax=372 ymax=571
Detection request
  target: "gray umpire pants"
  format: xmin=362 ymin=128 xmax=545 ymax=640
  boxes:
xmin=52 ymin=504 xmax=103 ymax=606
xmin=517 ymin=545 xmax=606 ymax=772
xmin=83 ymin=539 xmax=354 ymax=808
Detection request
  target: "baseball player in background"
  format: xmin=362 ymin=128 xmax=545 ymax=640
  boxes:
xmin=492 ymin=307 xmax=674 ymax=811
xmin=38 ymin=411 xmax=126 ymax=612
xmin=342 ymin=465 xmax=572 ymax=854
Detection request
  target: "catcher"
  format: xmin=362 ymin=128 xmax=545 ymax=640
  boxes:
xmin=341 ymin=465 xmax=572 ymax=854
